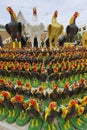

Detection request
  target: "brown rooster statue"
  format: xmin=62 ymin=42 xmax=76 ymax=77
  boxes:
xmin=5 ymin=7 xmax=26 ymax=48
xmin=66 ymin=12 xmax=79 ymax=43
xmin=48 ymin=10 xmax=63 ymax=49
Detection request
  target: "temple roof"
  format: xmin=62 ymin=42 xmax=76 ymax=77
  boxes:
xmin=17 ymin=10 xmax=27 ymax=25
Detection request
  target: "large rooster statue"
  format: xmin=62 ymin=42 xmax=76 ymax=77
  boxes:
xmin=26 ymin=7 xmax=45 ymax=47
xmin=5 ymin=7 xmax=25 ymax=48
xmin=66 ymin=12 xmax=79 ymax=42
xmin=58 ymin=12 xmax=79 ymax=46
xmin=48 ymin=10 xmax=63 ymax=49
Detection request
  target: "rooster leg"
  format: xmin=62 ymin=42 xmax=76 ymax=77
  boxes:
xmin=35 ymin=118 xmax=38 ymax=126
xmin=7 ymin=76 xmax=10 ymax=81
xmin=64 ymin=123 xmax=67 ymax=130
xmin=34 ymin=79 xmax=36 ymax=86
xmin=42 ymin=82 xmax=46 ymax=89
xmin=23 ymin=112 xmax=26 ymax=119
xmin=31 ymin=119 xmax=34 ymax=128
xmin=8 ymin=110 xmax=12 ymax=117
xmin=48 ymin=124 xmax=51 ymax=130
xmin=41 ymin=101 xmax=44 ymax=107
xmin=64 ymin=120 xmax=70 ymax=130
xmin=13 ymin=41 xmax=16 ymax=48
xmin=49 ymin=37 xmax=53 ymax=50
xmin=54 ymin=37 xmax=58 ymax=49
xmin=12 ymin=109 xmax=15 ymax=116
xmin=19 ymin=41 xmax=21 ymax=48
xmin=77 ymin=118 xmax=82 ymax=125
xmin=20 ymin=112 xmax=23 ymax=119
xmin=62 ymin=98 xmax=66 ymax=105
xmin=0 ymin=108 xmax=2 ymax=114
xmin=52 ymin=122 xmax=55 ymax=130
xmin=66 ymin=120 xmax=70 ymax=128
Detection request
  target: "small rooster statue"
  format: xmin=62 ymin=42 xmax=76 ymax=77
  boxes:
xmin=27 ymin=98 xmax=43 ymax=130
xmin=1 ymin=91 xmax=19 ymax=123
xmin=44 ymin=102 xmax=58 ymax=130
xmin=0 ymin=91 xmax=13 ymax=121
xmin=13 ymin=94 xmax=30 ymax=126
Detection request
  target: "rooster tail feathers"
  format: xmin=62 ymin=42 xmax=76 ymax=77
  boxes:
xmin=5 ymin=24 xmax=11 ymax=35
xmin=66 ymin=25 xmax=70 ymax=35
xmin=18 ymin=22 xmax=22 ymax=35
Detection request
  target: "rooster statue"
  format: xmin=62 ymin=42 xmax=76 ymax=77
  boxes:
xmin=1 ymin=91 xmax=20 ymax=123
xmin=0 ymin=91 xmax=13 ymax=121
xmin=27 ymin=98 xmax=43 ymax=130
xmin=58 ymin=12 xmax=79 ymax=46
xmin=11 ymin=94 xmax=30 ymax=126
xmin=48 ymin=10 xmax=63 ymax=49
xmin=66 ymin=12 xmax=79 ymax=43
xmin=44 ymin=102 xmax=58 ymax=130
xmin=5 ymin=7 xmax=26 ymax=48
xmin=13 ymin=94 xmax=30 ymax=126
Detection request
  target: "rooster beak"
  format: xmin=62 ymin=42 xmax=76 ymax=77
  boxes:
xmin=6 ymin=7 xmax=9 ymax=11
xmin=78 ymin=13 xmax=80 ymax=16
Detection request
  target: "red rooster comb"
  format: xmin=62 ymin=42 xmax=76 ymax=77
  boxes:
xmin=38 ymin=86 xmax=43 ymax=92
xmin=64 ymin=83 xmax=70 ymax=89
xmin=17 ymin=80 xmax=22 ymax=86
xmin=54 ymin=10 xmax=58 ymax=17
xmin=26 ymin=83 xmax=31 ymax=90
xmin=80 ymin=78 xmax=85 ymax=84
xmin=69 ymin=99 xmax=78 ymax=106
xmin=7 ymin=7 xmax=13 ymax=14
xmin=74 ymin=12 xmax=80 ymax=17
xmin=2 ymin=91 xmax=10 ymax=99
xmin=33 ymin=7 xmax=37 ymax=16
xmin=15 ymin=95 xmax=24 ymax=103
xmin=49 ymin=102 xmax=56 ymax=110
xmin=53 ymin=83 xmax=58 ymax=90
xmin=30 ymin=99 xmax=37 ymax=107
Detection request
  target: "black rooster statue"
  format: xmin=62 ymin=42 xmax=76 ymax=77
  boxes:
xmin=5 ymin=7 xmax=26 ymax=48
xmin=58 ymin=12 xmax=79 ymax=46
xmin=66 ymin=12 xmax=79 ymax=42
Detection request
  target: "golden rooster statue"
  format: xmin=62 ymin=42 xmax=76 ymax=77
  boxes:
xmin=48 ymin=10 xmax=63 ymax=49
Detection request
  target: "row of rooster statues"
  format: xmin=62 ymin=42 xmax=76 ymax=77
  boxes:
xmin=1 ymin=6 xmax=86 ymax=49
xmin=0 ymin=6 xmax=87 ymax=130
xmin=0 ymin=45 xmax=86 ymax=129
xmin=0 ymin=83 xmax=87 ymax=130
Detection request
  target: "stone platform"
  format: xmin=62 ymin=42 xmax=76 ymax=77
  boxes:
xmin=0 ymin=120 xmax=28 ymax=130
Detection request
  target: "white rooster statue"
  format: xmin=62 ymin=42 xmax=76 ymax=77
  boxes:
xmin=26 ymin=7 xmax=45 ymax=47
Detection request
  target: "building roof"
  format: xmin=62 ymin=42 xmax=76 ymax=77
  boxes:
xmin=17 ymin=10 xmax=27 ymax=25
